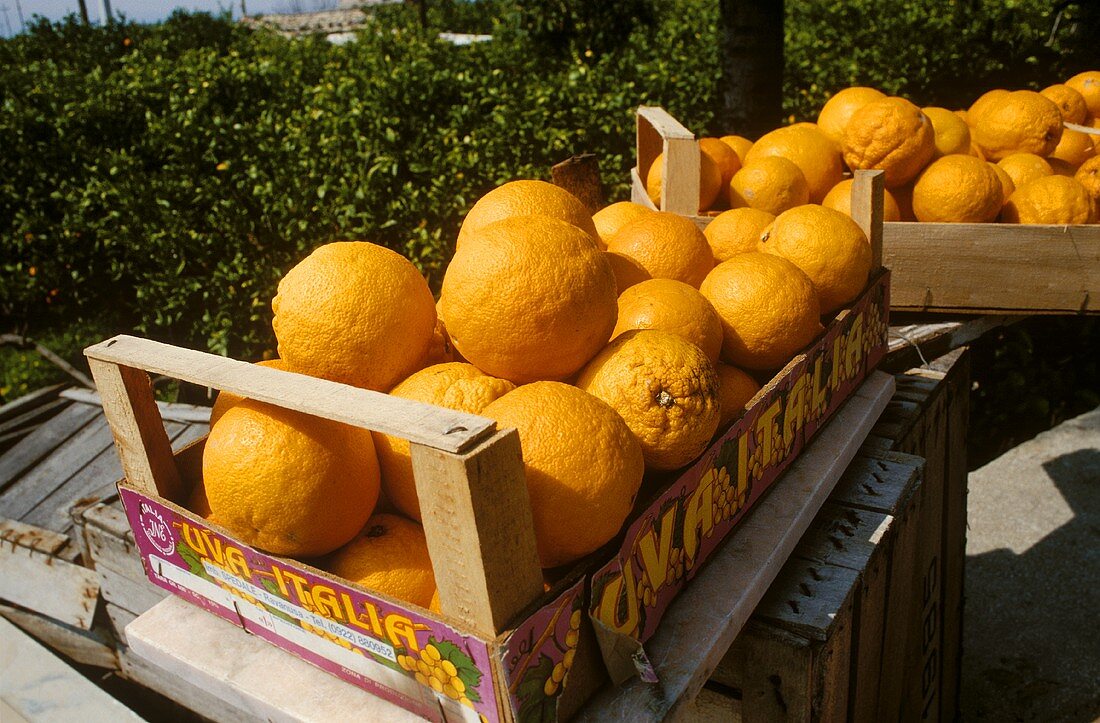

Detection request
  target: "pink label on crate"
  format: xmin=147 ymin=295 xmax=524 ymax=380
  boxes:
xmin=120 ymin=489 xmax=502 ymax=723
xmin=588 ymin=271 xmax=890 ymax=658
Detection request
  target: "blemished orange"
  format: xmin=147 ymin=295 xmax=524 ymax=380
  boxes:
xmin=1041 ymin=84 xmax=1089 ymax=125
xmin=1074 ymin=156 xmax=1100 ymax=202
xmin=745 ymin=124 xmax=845 ymax=203
xmin=577 ymin=330 xmax=720 ymax=471
xmin=646 ymin=151 xmax=723 ymax=212
xmin=592 ymin=201 xmax=652 ymax=248
xmin=816 ymin=86 xmax=887 ymax=144
xmin=988 ymin=163 xmax=1016 ymax=206
xmin=612 ymin=278 xmax=724 ymax=364
xmin=704 ymin=207 xmax=776 ymax=262
xmin=996 ymin=153 xmax=1054 ymax=190
xmin=1002 ymin=176 xmax=1094 ymax=225
xmin=842 ymin=97 xmax=936 ymax=188
xmin=202 ymin=399 xmax=381 ymax=557
xmin=1050 ymin=128 xmax=1097 ymax=167
xmin=700 ymin=137 xmax=743 ymax=188
xmin=911 ymin=154 xmax=1004 ymax=223
xmin=1066 ymin=71 xmax=1100 ymax=117
xmin=606 ymin=211 xmax=714 ymax=288
xmin=715 ymin=363 xmax=761 ymax=430
xmin=441 ymin=215 xmax=617 ymax=384
xmin=700 ymin=253 xmax=823 ymax=370
xmin=719 ymin=135 xmax=755 ymax=164
xmin=325 ymin=514 xmax=436 ymax=609
xmin=821 ymin=179 xmax=903 ymax=222
xmin=923 ymin=106 xmax=972 ymax=158
xmin=374 ymin=363 xmax=514 ymax=522
xmin=972 ymin=90 xmax=1063 ymax=161
xmin=456 ymin=180 xmax=597 ymax=248
xmin=967 ymin=89 xmax=1010 ymax=126
xmin=209 ymin=358 xmax=289 ymax=428
xmin=272 ymin=242 xmax=436 ymax=392
xmin=728 ymin=156 xmax=810 ymax=215
xmin=482 ymin=382 xmax=644 ymax=568
xmin=423 ymin=313 xmax=459 ymax=366
xmin=760 ymin=204 xmax=872 ymax=313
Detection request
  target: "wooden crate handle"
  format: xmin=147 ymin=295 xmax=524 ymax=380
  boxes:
xmin=636 ymin=106 xmax=699 ymax=216
xmin=851 ymin=169 xmax=885 ymax=270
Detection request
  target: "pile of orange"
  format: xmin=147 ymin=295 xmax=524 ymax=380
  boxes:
xmin=651 ymin=70 xmax=1100 ymax=225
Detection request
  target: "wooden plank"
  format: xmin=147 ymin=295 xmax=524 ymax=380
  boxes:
xmin=96 ymin=563 xmax=167 ymax=617
xmin=795 ymin=502 xmax=892 ymax=572
xmin=829 ymin=452 xmax=923 ymax=516
xmin=0 ymin=533 xmax=100 ymax=629
xmin=410 ymin=428 xmax=544 ymax=638
xmin=83 ymin=508 xmax=145 ymax=583
xmin=106 ymin=603 xmax=137 ymax=646
xmin=719 ymin=622 xmax=813 ymax=723
xmin=117 ymin=646 xmax=258 ymax=723
xmin=0 ymin=397 xmax=71 ymax=437
xmin=884 ymin=316 xmax=1019 ymax=373
xmin=0 ymin=402 xmax=100 ymax=494
xmin=575 ymin=371 xmax=894 ymax=721
xmin=0 ymin=602 xmax=118 ymax=670
xmin=684 ymin=685 xmax=742 ymax=722
xmin=0 ymin=517 xmax=70 ymax=555
xmin=0 ymin=383 xmax=67 ymax=424
xmin=85 ymin=335 xmax=494 ymax=454
xmin=882 ymin=222 xmax=1100 ymax=313
xmin=851 ymin=170 xmax=885 ymax=270
xmin=60 ymin=386 xmax=213 ymax=424
xmin=635 ymin=105 xmax=699 ymax=217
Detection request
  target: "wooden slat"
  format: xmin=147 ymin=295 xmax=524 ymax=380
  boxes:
xmin=0 ymin=383 xmax=67 ymax=424
xmin=720 ymin=622 xmax=812 ymax=723
xmin=117 ymin=646 xmax=258 ymax=723
xmin=795 ymin=503 xmax=892 ymax=573
xmin=85 ymin=335 xmax=494 ymax=454
xmin=636 ymin=105 xmax=699 ymax=217
xmin=883 ymin=222 xmax=1100 ymax=313
xmin=61 ymin=387 xmax=213 ymax=424
xmin=0 ymin=398 xmax=71 ymax=438
xmin=105 ymin=603 xmax=137 ymax=646
xmin=97 ymin=564 xmax=166 ymax=617
xmin=0 ymin=536 xmax=100 ymax=629
xmin=0 ymin=403 xmax=101 ymax=495
xmin=0 ymin=518 xmax=70 ymax=556
xmin=852 ymin=169 xmax=885 ymax=270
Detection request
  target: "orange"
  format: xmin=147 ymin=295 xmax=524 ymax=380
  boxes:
xmin=592 ymin=201 xmax=652 ymax=248
xmin=1002 ymin=176 xmax=1094 ymax=225
xmin=457 ymin=180 xmax=596 ymax=248
xmin=988 ymin=163 xmax=1016 ymax=206
xmin=202 ymin=399 xmax=381 ymax=557
xmin=922 ymin=106 xmax=972 ymax=158
xmin=272 ymin=242 xmax=436 ymax=392
xmin=186 ymin=480 xmax=213 ymax=519
xmin=911 ymin=154 xmax=1003 ymax=223
xmin=745 ymin=124 xmax=845 ymax=203
xmin=1074 ymin=156 xmax=1100 ymax=202
xmin=700 ymin=252 xmax=823 ymax=370
xmin=577 ymin=330 xmax=720 ymax=471
xmin=967 ymin=89 xmax=1010 ymax=126
xmin=893 ymin=181 xmax=916 ymax=221
xmin=612 ymin=278 xmax=724 ymax=363
xmin=646 ymin=151 xmax=723 ymax=212
xmin=482 ymin=382 xmax=644 ymax=568
xmin=325 ymin=514 xmax=436 ymax=609
xmin=1041 ymin=84 xmax=1089 ymax=125
xmin=441 ymin=215 xmax=617 ymax=384
xmin=970 ymin=142 xmax=987 ymax=160
xmin=996 ymin=153 xmax=1054 ymax=189
xmin=374 ymin=363 xmax=514 ymax=522
xmin=700 ymin=137 xmax=743 ymax=188
xmin=719 ymin=135 xmax=755 ymax=164
xmin=821 ymin=179 xmax=903 ymax=222
xmin=817 ymin=86 xmax=887 ymax=144
xmin=209 ymin=358 xmax=289 ymax=428
xmin=1066 ymin=71 xmax=1100 ymax=118
xmin=1047 ymin=158 xmax=1079 ymax=177
xmin=972 ymin=90 xmax=1063 ymax=161
xmin=1050 ymin=128 xmax=1096 ymax=167
xmin=715 ymin=363 xmax=761 ymax=430
xmin=704 ymin=207 xmax=776 ymax=262
xmin=954 ymin=109 xmax=970 ymax=125
xmin=605 ymin=251 xmax=651 ymax=294
xmin=760 ymin=204 xmax=871 ymax=313
xmin=728 ymin=156 xmax=809 ymax=215
xmin=605 ymin=211 xmax=714 ymax=288
xmin=842 ymin=97 xmax=936 ymax=188
xmin=423 ymin=314 xmax=460 ymax=366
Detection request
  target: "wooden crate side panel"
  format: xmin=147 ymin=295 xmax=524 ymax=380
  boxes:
xmin=0 ymin=601 xmax=118 ymax=670
xmin=722 ymin=621 xmax=814 ymax=723
xmin=0 ymin=535 xmax=100 ymax=629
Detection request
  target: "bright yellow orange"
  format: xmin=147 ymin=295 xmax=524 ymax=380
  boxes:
xmin=912 ymin=154 xmax=1003 ymax=223
xmin=325 ymin=514 xmax=436 ymax=609
xmin=1002 ymin=176 xmax=1094 ymax=225
xmin=745 ymin=124 xmax=845 ymax=203
xmin=728 ymin=156 xmax=810 ymax=215
xmin=1050 ymin=128 xmax=1096 ymax=167
xmin=272 ymin=242 xmax=436 ymax=392
xmin=719 ymin=135 xmax=755 ymax=164
xmin=760 ymin=204 xmax=871 ymax=313
xmin=442 ymin=215 xmax=616 ymax=384
xmin=923 ymin=106 xmax=973 ymax=158
xmin=592 ymin=201 xmax=652 ymax=248
xmin=700 ymin=137 xmax=743 ymax=189
xmin=955 ymin=109 xmax=969 ymax=125
xmin=1074 ymin=156 xmax=1100 ymax=202
xmin=209 ymin=358 xmax=289 ymax=428
xmin=704 ymin=207 xmax=776 ymax=262
xmin=375 ymin=363 xmax=514 ymax=522
xmin=457 ymin=180 xmax=596 ymax=248
xmin=612 ymin=278 xmax=724 ymax=363
xmin=988 ymin=163 xmax=1016 ymax=206
xmin=202 ymin=399 xmax=381 ymax=557
xmin=1041 ymin=84 xmax=1089 ymax=124
xmin=700 ymin=253 xmax=823 ymax=370
xmin=817 ymin=86 xmax=887 ymax=144
xmin=646 ymin=151 xmax=723 ymax=212
xmin=482 ymin=382 xmax=644 ymax=568
xmin=967 ymin=89 xmax=1010 ymax=126
xmin=972 ymin=90 xmax=1063 ymax=161
xmin=1066 ymin=71 xmax=1100 ymax=118
xmin=715 ymin=363 xmax=761 ymax=430
xmin=821 ymin=179 xmax=903 ymax=222
xmin=842 ymin=97 xmax=936 ymax=188
xmin=577 ymin=330 xmax=720 ymax=471
xmin=997 ymin=153 xmax=1054 ymax=190
xmin=606 ymin=211 xmax=714 ymax=288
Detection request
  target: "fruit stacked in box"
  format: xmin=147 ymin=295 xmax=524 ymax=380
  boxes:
xmin=645 ymin=70 xmax=1099 ymax=225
